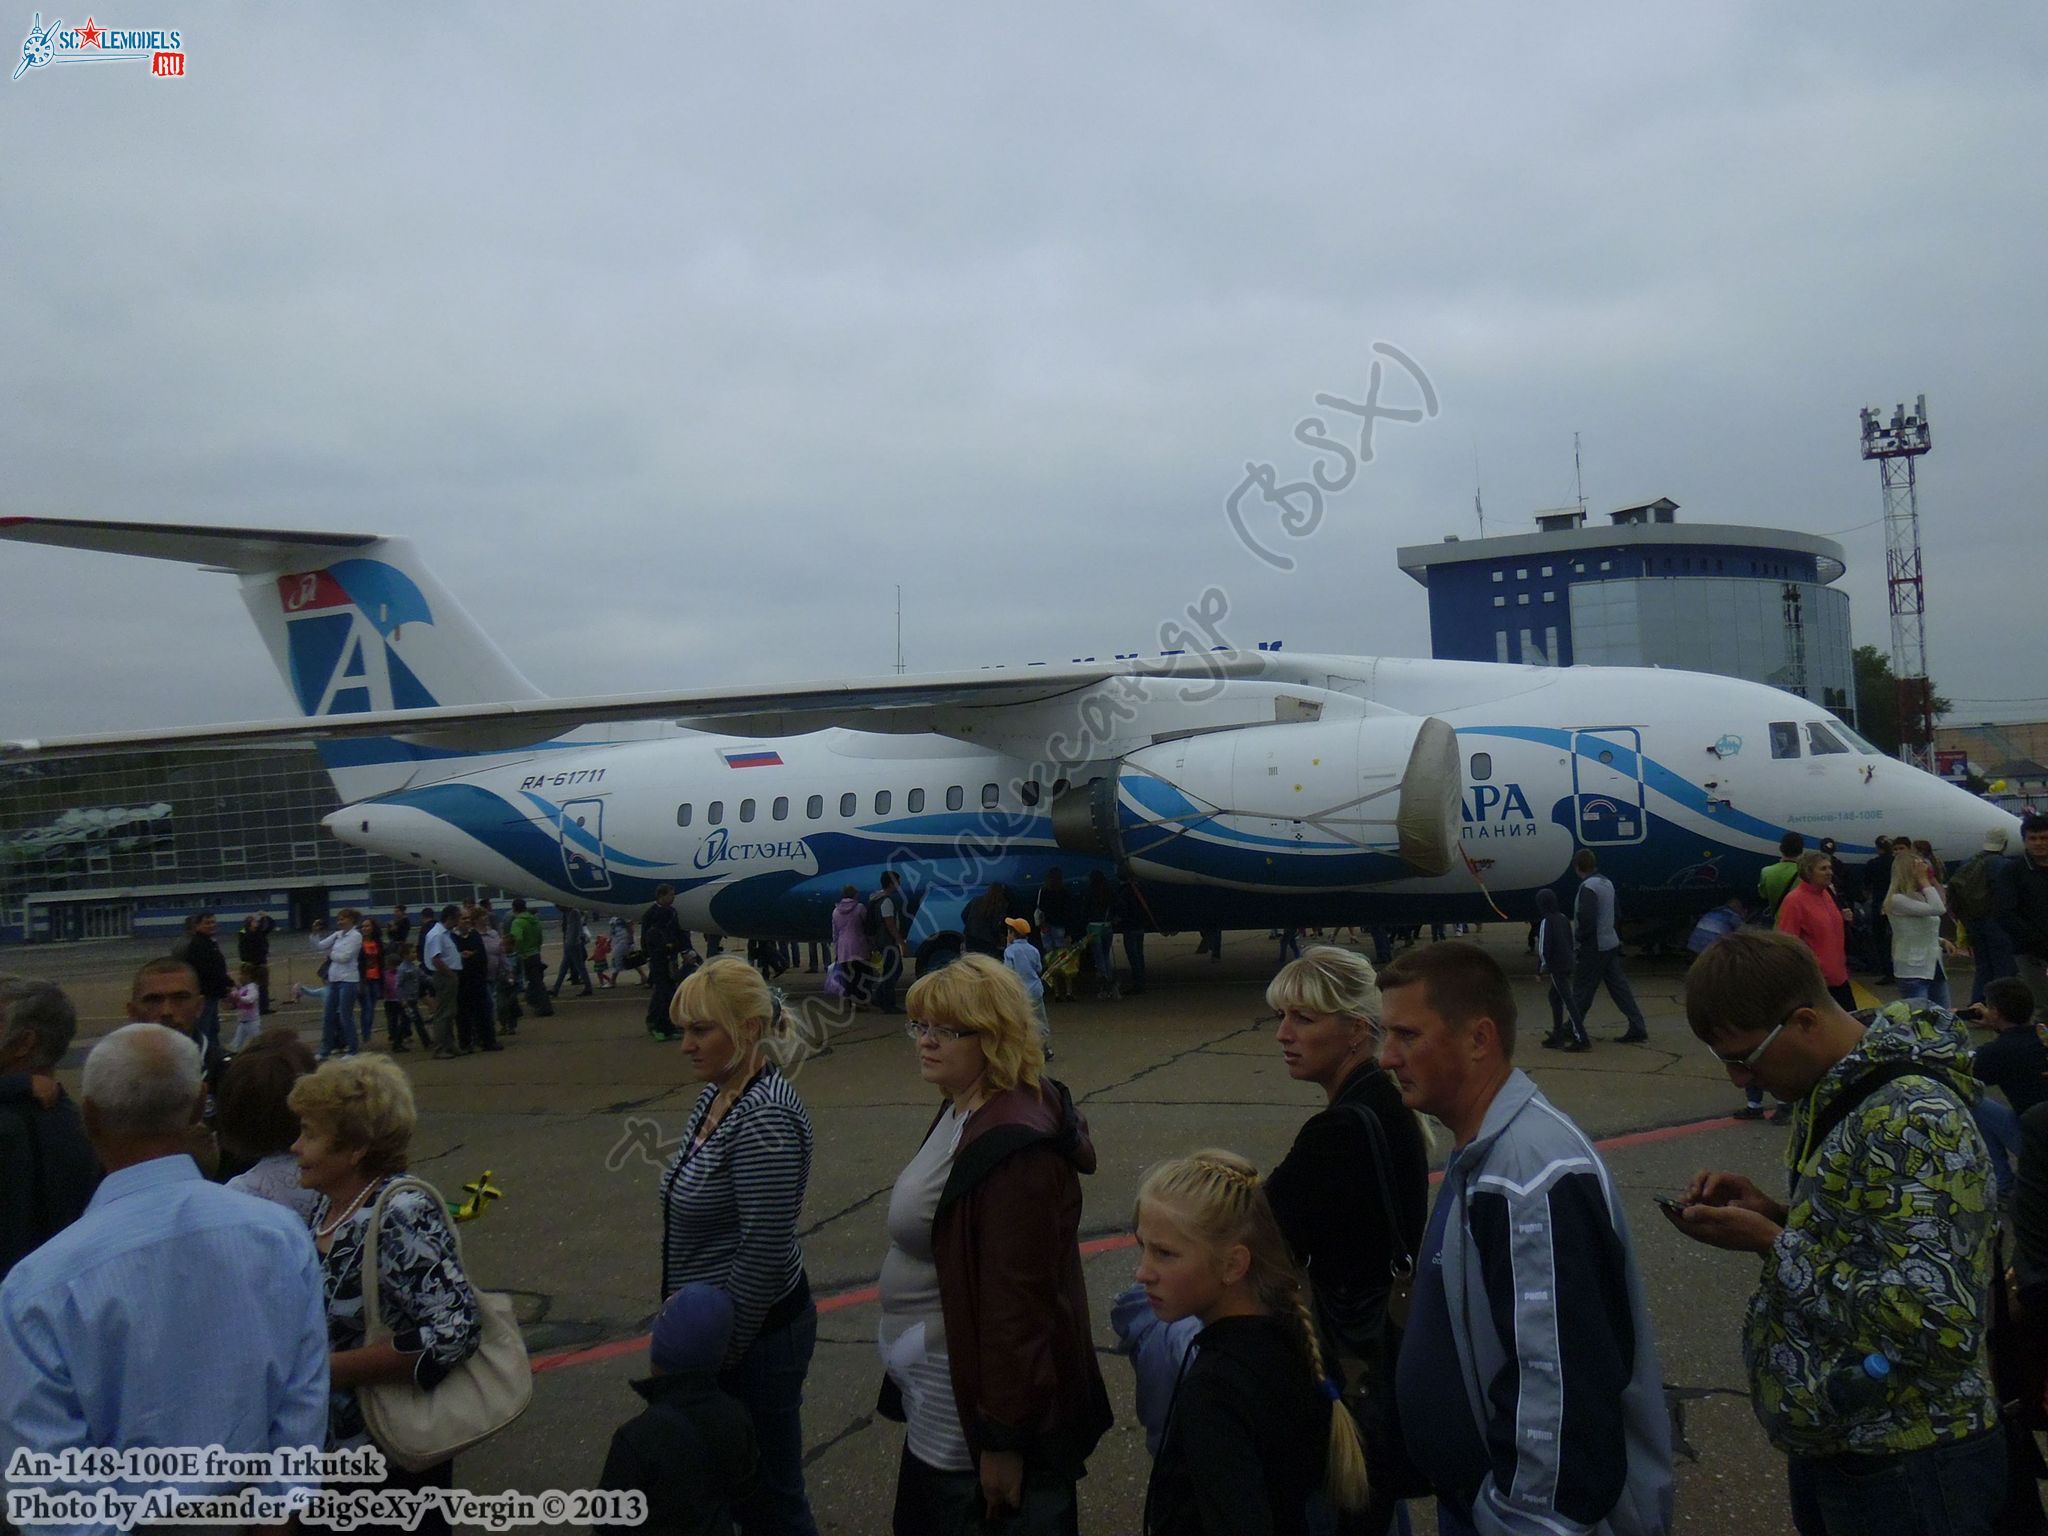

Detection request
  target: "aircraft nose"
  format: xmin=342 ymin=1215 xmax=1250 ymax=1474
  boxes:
xmin=1921 ymin=776 xmax=2024 ymax=863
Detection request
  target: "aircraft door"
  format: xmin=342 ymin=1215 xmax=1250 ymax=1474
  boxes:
xmin=1571 ymin=728 xmax=1646 ymax=847
xmin=558 ymin=798 xmax=613 ymax=893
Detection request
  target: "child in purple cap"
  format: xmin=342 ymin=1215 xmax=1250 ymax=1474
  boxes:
xmin=596 ymin=1284 xmax=759 ymax=1536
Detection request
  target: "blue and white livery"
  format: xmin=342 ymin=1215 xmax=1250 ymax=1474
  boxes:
xmin=0 ymin=517 xmax=2017 ymax=956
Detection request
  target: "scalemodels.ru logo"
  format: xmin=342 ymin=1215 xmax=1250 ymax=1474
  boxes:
xmin=13 ymin=12 xmax=185 ymax=80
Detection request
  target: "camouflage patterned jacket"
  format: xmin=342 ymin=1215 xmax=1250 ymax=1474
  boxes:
xmin=1745 ymin=1001 xmax=1997 ymax=1456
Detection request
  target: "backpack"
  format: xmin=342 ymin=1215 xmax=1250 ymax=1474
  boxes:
xmin=1949 ymin=855 xmax=1999 ymax=925
xmin=863 ymin=889 xmax=891 ymax=944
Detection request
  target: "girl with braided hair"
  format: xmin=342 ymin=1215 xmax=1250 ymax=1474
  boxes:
xmin=1134 ymin=1149 xmax=1369 ymax=1536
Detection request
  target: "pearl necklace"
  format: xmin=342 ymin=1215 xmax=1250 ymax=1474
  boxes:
xmin=316 ymin=1179 xmax=376 ymax=1238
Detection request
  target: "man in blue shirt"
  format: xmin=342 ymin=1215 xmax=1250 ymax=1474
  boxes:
xmin=422 ymin=902 xmax=466 ymax=1059
xmin=0 ymin=1022 xmax=329 ymax=1522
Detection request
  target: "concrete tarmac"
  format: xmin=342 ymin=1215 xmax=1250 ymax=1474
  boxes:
xmin=21 ymin=930 xmax=1823 ymax=1534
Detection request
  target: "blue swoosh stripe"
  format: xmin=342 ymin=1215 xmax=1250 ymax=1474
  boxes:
xmin=1455 ymin=725 xmax=1873 ymax=857
xmin=386 ymin=784 xmax=709 ymax=902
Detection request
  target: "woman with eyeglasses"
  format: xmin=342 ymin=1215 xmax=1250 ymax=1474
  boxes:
xmin=660 ymin=955 xmax=820 ymax=1536
xmin=1264 ymin=945 xmax=1430 ymax=1535
xmin=877 ymin=953 xmax=1112 ymax=1536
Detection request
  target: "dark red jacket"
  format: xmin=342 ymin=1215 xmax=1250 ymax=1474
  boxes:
xmin=877 ymin=1078 xmax=1113 ymax=1475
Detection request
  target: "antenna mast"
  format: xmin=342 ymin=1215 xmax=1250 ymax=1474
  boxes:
xmin=1573 ymin=431 xmax=1586 ymax=513
xmin=1858 ymin=394 xmax=1935 ymax=767
xmin=894 ymin=584 xmax=904 ymax=675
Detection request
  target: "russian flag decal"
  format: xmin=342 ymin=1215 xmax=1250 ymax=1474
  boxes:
xmin=722 ymin=749 xmax=784 ymax=769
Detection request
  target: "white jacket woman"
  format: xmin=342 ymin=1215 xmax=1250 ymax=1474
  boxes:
xmin=1883 ymin=854 xmax=1948 ymax=1002
xmin=313 ymin=922 xmax=363 ymax=983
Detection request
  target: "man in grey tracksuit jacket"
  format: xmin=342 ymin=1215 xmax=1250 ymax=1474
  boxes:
xmin=1418 ymin=1069 xmax=1673 ymax=1534
xmin=1369 ymin=944 xmax=1672 ymax=1532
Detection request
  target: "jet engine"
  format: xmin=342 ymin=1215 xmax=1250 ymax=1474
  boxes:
xmin=1051 ymin=714 xmax=1462 ymax=891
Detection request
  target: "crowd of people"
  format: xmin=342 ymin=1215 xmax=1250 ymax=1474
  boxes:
xmin=4 ymin=814 xmax=2048 ymax=1535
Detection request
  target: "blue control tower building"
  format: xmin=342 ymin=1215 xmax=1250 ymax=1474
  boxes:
xmin=1395 ymin=498 xmax=1857 ymax=722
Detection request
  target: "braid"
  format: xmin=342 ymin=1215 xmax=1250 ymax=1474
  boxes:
xmin=1134 ymin=1147 xmax=1369 ymax=1515
xmin=1261 ymin=1252 xmax=1370 ymax=1515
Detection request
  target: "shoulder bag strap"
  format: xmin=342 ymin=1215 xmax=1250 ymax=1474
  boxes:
xmin=360 ymin=1174 xmax=464 ymax=1346
xmin=1340 ymin=1098 xmax=1415 ymax=1281
xmin=1803 ymin=1061 xmax=1946 ymax=1157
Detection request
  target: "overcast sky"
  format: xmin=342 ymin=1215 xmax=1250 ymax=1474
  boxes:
xmin=4 ymin=3 xmax=2044 ymax=739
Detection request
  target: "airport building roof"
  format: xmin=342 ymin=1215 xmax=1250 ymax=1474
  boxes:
xmin=1397 ymin=500 xmax=1847 ymax=586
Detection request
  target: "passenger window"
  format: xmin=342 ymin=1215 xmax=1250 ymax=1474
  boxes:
xmin=806 ymin=795 xmax=823 ymax=819
xmin=981 ymin=783 xmax=1000 ymax=809
xmin=676 ymin=803 xmax=692 ymax=827
xmin=1769 ymin=723 xmax=1801 ymax=760
xmin=946 ymin=786 xmax=964 ymax=811
xmin=1053 ymin=778 xmax=1069 ymax=795
xmin=708 ymin=801 xmax=725 ymax=825
xmin=907 ymin=788 xmax=925 ymax=813
xmin=1022 ymin=781 xmax=1041 ymax=806
xmin=740 ymin=799 xmax=756 ymax=823
xmin=1470 ymin=753 xmax=1492 ymax=782
xmin=1806 ymin=722 xmax=1850 ymax=756
xmin=772 ymin=796 xmax=789 ymax=820
xmin=875 ymin=790 xmax=892 ymax=815
xmin=839 ymin=792 xmax=856 ymax=818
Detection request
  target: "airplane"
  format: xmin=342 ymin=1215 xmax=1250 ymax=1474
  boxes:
xmin=0 ymin=516 xmax=2019 ymax=961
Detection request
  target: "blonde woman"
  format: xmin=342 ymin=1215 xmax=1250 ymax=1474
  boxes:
xmin=660 ymin=955 xmax=818 ymax=1536
xmin=879 ymin=953 xmax=1111 ymax=1534
xmin=1263 ymin=946 xmax=1427 ymax=1534
xmin=1885 ymin=848 xmax=1952 ymax=1007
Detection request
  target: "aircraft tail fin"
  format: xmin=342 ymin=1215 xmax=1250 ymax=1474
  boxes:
xmin=0 ymin=517 xmax=543 ymax=799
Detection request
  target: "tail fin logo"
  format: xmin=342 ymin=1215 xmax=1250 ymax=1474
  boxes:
xmin=277 ymin=559 xmax=440 ymax=716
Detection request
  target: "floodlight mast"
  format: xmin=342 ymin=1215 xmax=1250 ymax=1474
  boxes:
xmin=1859 ymin=394 xmax=1935 ymax=769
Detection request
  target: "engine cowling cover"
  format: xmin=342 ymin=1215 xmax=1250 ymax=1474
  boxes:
xmin=1052 ymin=715 xmax=1461 ymax=890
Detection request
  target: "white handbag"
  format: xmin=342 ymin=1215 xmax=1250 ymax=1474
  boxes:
xmin=356 ymin=1175 xmax=533 ymax=1472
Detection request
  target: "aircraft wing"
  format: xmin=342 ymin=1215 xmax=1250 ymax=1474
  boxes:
xmin=0 ymin=654 xmax=1281 ymax=760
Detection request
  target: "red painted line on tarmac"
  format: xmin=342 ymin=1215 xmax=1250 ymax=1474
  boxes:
xmin=528 ymin=1110 xmax=1742 ymax=1375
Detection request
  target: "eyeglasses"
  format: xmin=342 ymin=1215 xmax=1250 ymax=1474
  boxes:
xmin=905 ymin=1020 xmax=976 ymax=1044
xmin=1712 ymin=1005 xmax=1807 ymax=1071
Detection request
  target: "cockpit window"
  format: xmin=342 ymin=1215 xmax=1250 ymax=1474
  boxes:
xmin=1805 ymin=722 xmax=1850 ymax=756
xmin=1831 ymin=718 xmax=1882 ymax=756
xmin=1768 ymin=722 xmax=1801 ymax=760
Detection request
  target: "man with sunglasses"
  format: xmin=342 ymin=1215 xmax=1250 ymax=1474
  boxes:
xmin=1669 ymin=930 xmax=2001 ymax=1535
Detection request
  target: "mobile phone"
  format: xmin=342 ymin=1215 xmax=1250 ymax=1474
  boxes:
xmin=1653 ymin=1195 xmax=1688 ymax=1216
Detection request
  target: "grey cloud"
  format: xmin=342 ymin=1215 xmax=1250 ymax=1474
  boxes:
xmin=4 ymin=3 xmax=2045 ymax=739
